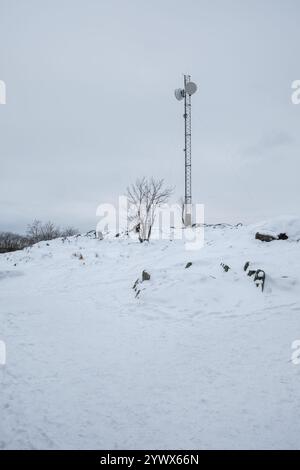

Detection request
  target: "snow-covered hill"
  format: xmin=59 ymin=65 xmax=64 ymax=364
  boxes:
xmin=0 ymin=217 xmax=300 ymax=449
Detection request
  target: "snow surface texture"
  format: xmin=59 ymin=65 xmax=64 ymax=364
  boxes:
xmin=0 ymin=217 xmax=300 ymax=450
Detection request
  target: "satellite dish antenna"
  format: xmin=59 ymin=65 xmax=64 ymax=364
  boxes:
xmin=185 ymin=81 xmax=197 ymax=96
xmin=174 ymin=88 xmax=185 ymax=101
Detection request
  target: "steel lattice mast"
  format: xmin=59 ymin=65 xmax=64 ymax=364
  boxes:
xmin=184 ymin=74 xmax=192 ymax=226
xmin=174 ymin=75 xmax=197 ymax=226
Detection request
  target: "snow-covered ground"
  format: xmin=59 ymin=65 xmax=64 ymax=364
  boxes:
xmin=0 ymin=217 xmax=300 ymax=449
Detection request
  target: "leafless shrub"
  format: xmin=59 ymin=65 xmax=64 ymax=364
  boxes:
xmin=0 ymin=232 xmax=30 ymax=253
xmin=41 ymin=221 xmax=61 ymax=241
xmin=27 ymin=220 xmax=78 ymax=244
xmin=0 ymin=221 xmax=80 ymax=254
xmin=61 ymin=226 xmax=79 ymax=237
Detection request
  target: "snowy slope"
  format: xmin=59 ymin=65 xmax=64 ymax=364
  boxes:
xmin=0 ymin=218 xmax=300 ymax=449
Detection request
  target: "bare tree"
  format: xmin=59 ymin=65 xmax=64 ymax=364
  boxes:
xmin=61 ymin=226 xmax=79 ymax=237
xmin=127 ymin=177 xmax=173 ymax=242
xmin=41 ymin=221 xmax=60 ymax=240
xmin=27 ymin=219 xmax=43 ymax=243
xmin=27 ymin=220 xmax=61 ymax=243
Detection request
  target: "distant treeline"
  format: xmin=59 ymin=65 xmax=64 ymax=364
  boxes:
xmin=0 ymin=220 xmax=79 ymax=254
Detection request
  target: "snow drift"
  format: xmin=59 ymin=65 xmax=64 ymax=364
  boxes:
xmin=0 ymin=218 xmax=299 ymax=449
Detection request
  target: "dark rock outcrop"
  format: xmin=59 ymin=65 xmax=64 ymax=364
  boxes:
xmin=255 ymin=232 xmax=277 ymax=242
xmin=221 ymin=263 xmax=230 ymax=272
xmin=256 ymin=232 xmax=289 ymax=242
xmin=244 ymin=261 xmax=250 ymax=272
xmin=278 ymin=233 xmax=288 ymax=240
xmin=142 ymin=270 xmax=151 ymax=281
xmin=254 ymin=270 xmax=266 ymax=292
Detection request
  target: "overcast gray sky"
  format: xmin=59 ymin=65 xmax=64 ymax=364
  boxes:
xmin=0 ymin=0 xmax=299 ymax=233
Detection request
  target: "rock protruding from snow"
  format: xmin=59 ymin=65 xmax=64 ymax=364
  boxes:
xmin=221 ymin=263 xmax=230 ymax=272
xmin=142 ymin=270 xmax=151 ymax=281
xmin=255 ymin=232 xmax=289 ymax=242
xmin=132 ymin=278 xmax=141 ymax=298
xmin=256 ymin=232 xmax=277 ymax=243
xmin=278 ymin=233 xmax=289 ymax=240
xmin=132 ymin=272 xmax=150 ymax=299
xmin=244 ymin=261 xmax=266 ymax=292
xmin=244 ymin=261 xmax=250 ymax=272
xmin=254 ymin=270 xmax=266 ymax=292
xmin=86 ymin=230 xmax=96 ymax=238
